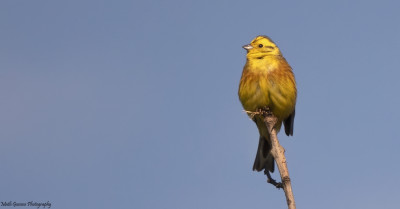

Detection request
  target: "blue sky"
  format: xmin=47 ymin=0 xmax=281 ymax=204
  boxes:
xmin=1 ymin=0 xmax=400 ymax=209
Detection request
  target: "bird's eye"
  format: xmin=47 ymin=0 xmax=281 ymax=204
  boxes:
xmin=258 ymin=44 xmax=263 ymax=48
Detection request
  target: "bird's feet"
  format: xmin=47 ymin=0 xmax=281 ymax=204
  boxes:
xmin=265 ymin=170 xmax=283 ymax=189
xmin=244 ymin=107 xmax=273 ymax=119
xmin=258 ymin=107 xmax=273 ymax=117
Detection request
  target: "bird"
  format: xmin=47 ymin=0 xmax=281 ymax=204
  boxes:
xmin=238 ymin=35 xmax=297 ymax=178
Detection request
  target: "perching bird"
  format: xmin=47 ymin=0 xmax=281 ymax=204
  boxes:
xmin=238 ymin=35 xmax=297 ymax=176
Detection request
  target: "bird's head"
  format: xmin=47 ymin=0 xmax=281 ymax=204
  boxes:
xmin=243 ymin=36 xmax=281 ymax=58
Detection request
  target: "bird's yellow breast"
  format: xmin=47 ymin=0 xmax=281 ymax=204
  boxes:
xmin=238 ymin=56 xmax=296 ymax=120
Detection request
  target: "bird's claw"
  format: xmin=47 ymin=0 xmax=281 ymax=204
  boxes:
xmin=265 ymin=171 xmax=283 ymax=189
xmin=256 ymin=107 xmax=272 ymax=117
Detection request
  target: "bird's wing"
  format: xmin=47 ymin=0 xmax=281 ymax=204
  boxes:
xmin=284 ymin=108 xmax=295 ymax=136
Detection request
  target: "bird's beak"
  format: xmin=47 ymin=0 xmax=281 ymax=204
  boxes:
xmin=242 ymin=44 xmax=253 ymax=50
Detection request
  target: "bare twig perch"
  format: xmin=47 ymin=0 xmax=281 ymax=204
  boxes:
xmin=263 ymin=111 xmax=296 ymax=209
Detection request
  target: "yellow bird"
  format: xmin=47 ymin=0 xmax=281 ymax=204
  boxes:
xmin=238 ymin=35 xmax=297 ymax=175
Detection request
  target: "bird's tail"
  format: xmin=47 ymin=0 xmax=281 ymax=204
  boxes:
xmin=253 ymin=136 xmax=275 ymax=173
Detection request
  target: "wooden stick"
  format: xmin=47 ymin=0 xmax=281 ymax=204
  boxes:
xmin=264 ymin=113 xmax=296 ymax=209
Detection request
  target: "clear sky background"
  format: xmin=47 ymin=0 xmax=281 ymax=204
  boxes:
xmin=1 ymin=0 xmax=400 ymax=209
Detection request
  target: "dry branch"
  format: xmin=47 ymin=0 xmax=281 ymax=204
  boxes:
xmin=263 ymin=112 xmax=296 ymax=209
